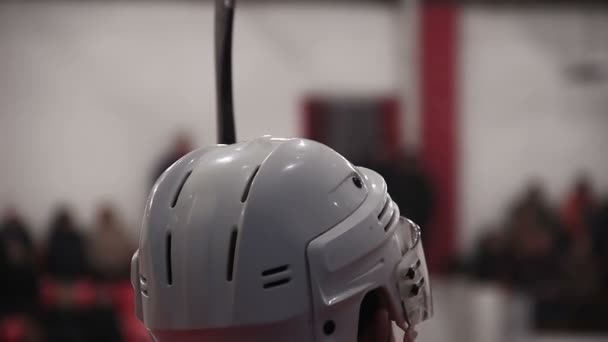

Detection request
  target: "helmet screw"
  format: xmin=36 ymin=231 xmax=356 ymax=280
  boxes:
xmin=323 ymin=320 xmax=336 ymax=335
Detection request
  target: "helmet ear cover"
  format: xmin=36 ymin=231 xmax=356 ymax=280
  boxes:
xmin=306 ymin=217 xmax=432 ymax=331
xmin=305 ymin=168 xmax=432 ymax=342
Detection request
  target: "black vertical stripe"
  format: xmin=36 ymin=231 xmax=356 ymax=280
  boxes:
xmin=227 ymin=229 xmax=238 ymax=281
xmin=166 ymin=232 xmax=173 ymax=285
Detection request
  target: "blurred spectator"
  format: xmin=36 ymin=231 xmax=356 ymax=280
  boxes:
xmin=559 ymin=175 xmax=599 ymax=300
xmin=591 ymin=197 xmax=608 ymax=290
xmin=43 ymin=207 xmax=123 ymax=342
xmin=44 ymin=207 xmax=89 ymax=280
xmin=503 ymin=202 xmax=562 ymax=297
xmin=471 ymin=225 xmax=507 ymax=282
xmin=516 ymin=182 xmax=568 ymax=250
xmin=0 ymin=207 xmax=39 ymax=316
xmin=88 ymin=204 xmax=134 ymax=281
xmin=374 ymin=152 xmax=435 ymax=241
xmin=560 ymin=174 xmax=595 ymax=247
xmin=153 ymin=132 xmax=194 ymax=183
xmin=518 ymin=182 xmax=558 ymax=229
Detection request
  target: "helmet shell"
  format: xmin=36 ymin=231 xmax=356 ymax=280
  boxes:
xmin=133 ymin=137 xmax=370 ymax=339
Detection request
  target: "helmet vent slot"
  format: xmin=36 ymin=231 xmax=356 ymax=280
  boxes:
xmin=166 ymin=232 xmax=173 ymax=285
xmin=227 ymin=228 xmax=238 ymax=281
xmin=261 ymin=264 xmax=289 ymax=276
xmin=171 ymin=170 xmax=192 ymax=208
xmin=241 ymin=165 xmax=260 ymax=202
xmin=384 ymin=206 xmax=397 ymax=232
xmin=263 ymin=277 xmax=291 ymax=289
xmin=378 ymin=196 xmax=390 ymax=220
xmin=261 ymin=265 xmax=291 ymax=289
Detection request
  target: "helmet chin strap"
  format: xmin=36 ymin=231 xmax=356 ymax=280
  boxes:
xmin=215 ymin=0 xmax=237 ymax=145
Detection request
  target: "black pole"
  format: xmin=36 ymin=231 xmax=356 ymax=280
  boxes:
xmin=215 ymin=0 xmax=237 ymax=145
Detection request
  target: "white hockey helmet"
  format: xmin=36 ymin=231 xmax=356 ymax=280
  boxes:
xmin=132 ymin=136 xmax=432 ymax=342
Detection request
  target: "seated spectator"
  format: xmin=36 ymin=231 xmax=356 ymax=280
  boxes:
xmin=560 ymin=174 xmax=595 ymax=248
xmin=44 ymin=207 xmax=89 ymax=280
xmin=503 ymin=203 xmax=562 ymax=297
xmin=519 ymin=182 xmax=556 ymax=227
xmin=591 ymin=197 xmax=608 ymax=291
xmin=88 ymin=204 xmax=134 ymax=281
xmin=43 ymin=207 xmax=123 ymax=342
xmin=471 ymin=225 xmax=507 ymax=282
xmin=559 ymin=175 xmax=599 ymax=299
xmin=0 ymin=207 xmax=39 ymax=316
xmin=517 ymin=182 xmax=568 ymax=251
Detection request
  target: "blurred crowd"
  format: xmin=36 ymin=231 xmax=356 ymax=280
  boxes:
xmin=0 ymin=134 xmax=194 ymax=342
xmin=0 ymin=204 xmax=140 ymax=342
xmin=468 ymin=175 xmax=608 ymax=332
